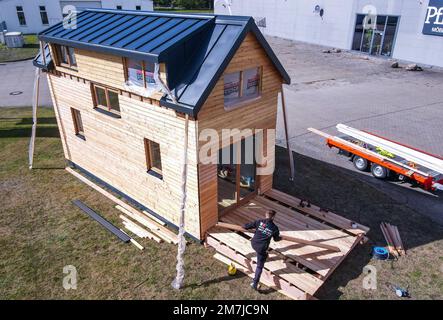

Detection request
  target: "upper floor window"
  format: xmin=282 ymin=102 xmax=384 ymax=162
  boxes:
xmin=40 ymin=6 xmax=49 ymax=25
xmin=56 ymin=45 xmax=77 ymax=68
xmin=224 ymin=67 xmax=262 ymax=110
xmin=16 ymin=6 xmax=26 ymax=26
xmin=136 ymin=5 xmax=141 ymax=10
xmin=116 ymin=5 xmax=122 ymax=10
xmin=92 ymin=84 xmax=121 ymax=117
xmin=125 ymin=58 xmax=157 ymax=88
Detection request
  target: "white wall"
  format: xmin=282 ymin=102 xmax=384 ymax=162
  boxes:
xmin=215 ymin=0 xmax=443 ymax=67
xmin=0 ymin=0 xmax=153 ymax=34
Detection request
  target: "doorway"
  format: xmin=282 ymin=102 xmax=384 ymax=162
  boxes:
xmin=217 ymin=135 xmax=257 ymax=215
xmin=352 ymin=14 xmax=399 ymax=57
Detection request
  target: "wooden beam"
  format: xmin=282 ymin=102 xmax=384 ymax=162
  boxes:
xmin=280 ymin=85 xmax=295 ymax=181
xmin=215 ymin=222 xmax=341 ymax=252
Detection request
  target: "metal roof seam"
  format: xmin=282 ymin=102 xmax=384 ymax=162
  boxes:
xmin=85 ymin=15 xmax=137 ymax=43
xmin=133 ymin=18 xmax=189 ymax=51
xmin=51 ymin=12 xmax=104 ymax=37
xmin=90 ymin=15 xmax=142 ymax=44
xmin=116 ymin=17 xmax=173 ymax=49
xmin=107 ymin=17 xmax=161 ymax=47
xmin=73 ymin=14 xmax=123 ymax=41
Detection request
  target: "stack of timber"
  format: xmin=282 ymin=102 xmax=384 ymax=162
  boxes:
xmin=380 ymin=222 xmax=406 ymax=257
xmin=65 ymin=167 xmax=179 ymax=245
xmin=206 ymin=189 xmax=369 ymax=300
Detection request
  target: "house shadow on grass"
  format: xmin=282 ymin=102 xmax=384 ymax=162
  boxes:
xmin=273 ymin=146 xmax=443 ymax=299
xmin=0 ymin=117 xmax=59 ymax=138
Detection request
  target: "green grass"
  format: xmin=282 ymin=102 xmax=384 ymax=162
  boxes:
xmin=0 ymin=34 xmax=39 ymax=63
xmin=0 ymin=107 xmax=282 ymax=300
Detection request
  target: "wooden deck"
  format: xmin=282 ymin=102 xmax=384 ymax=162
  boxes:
xmin=205 ymin=188 xmax=369 ymax=300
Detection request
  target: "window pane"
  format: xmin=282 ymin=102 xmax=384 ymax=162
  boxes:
xmin=242 ymin=68 xmax=260 ymax=99
xmin=136 ymin=6 xmax=141 ymax=10
xmin=68 ymin=47 xmax=77 ymax=66
xmin=60 ymin=46 xmax=69 ymax=64
xmin=144 ymin=61 xmax=156 ymax=87
xmin=381 ymin=17 xmax=398 ymax=56
xmin=72 ymin=109 xmax=84 ymax=134
xmin=352 ymin=14 xmax=364 ymax=51
xmin=108 ymin=90 xmax=120 ymax=112
xmin=224 ymin=72 xmax=241 ymax=107
xmin=40 ymin=11 xmax=49 ymax=25
xmin=95 ymin=87 xmax=107 ymax=107
xmin=17 ymin=12 xmax=26 ymax=26
xmin=127 ymin=59 xmax=144 ymax=86
xmin=376 ymin=15 xmax=387 ymax=31
xmin=149 ymin=141 xmax=162 ymax=171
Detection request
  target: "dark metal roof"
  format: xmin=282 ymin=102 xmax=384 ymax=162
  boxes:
xmin=37 ymin=9 xmax=290 ymax=117
xmin=33 ymin=44 xmax=53 ymax=71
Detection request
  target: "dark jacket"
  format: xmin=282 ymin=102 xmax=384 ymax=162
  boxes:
xmin=244 ymin=218 xmax=281 ymax=254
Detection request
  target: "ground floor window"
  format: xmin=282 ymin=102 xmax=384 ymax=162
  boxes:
xmin=144 ymin=138 xmax=162 ymax=177
xmin=352 ymin=14 xmax=399 ymax=57
xmin=71 ymin=108 xmax=85 ymax=139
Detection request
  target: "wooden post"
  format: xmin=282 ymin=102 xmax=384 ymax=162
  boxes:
xmin=29 ymin=67 xmax=40 ymax=169
xmin=281 ymin=84 xmax=295 ymax=181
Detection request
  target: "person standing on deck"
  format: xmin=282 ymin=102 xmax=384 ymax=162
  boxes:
xmin=244 ymin=210 xmax=281 ymax=290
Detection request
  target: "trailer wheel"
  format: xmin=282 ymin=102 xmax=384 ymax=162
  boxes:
xmin=353 ymin=156 xmax=369 ymax=171
xmin=371 ymin=164 xmax=388 ymax=179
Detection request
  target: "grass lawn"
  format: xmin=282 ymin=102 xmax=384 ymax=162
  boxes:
xmin=1 ymin=107 xmax=442 ymax=300
xmin=0 ymin=34 xmax=39 ymax=63
xmin=0 ymin=107 xmax=282 ymax=300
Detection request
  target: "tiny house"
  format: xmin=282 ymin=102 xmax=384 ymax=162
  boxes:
xmin=34 ymin=8 xmax=291 ymax=240
xmin=34 ymin=9 xmax=369 ymax=299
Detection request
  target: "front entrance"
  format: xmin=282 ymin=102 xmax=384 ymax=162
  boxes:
xmin=217 ymin=135 xmax=257 ymax=215
xmin=352 ymin=14 xmax=399 ymax=57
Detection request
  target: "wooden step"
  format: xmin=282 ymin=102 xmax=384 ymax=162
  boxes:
xmin=207 ymin=228 xmax=323 ymax=295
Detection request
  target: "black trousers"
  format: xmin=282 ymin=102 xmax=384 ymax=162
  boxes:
xmin=253 ymin=249 xmax=268 ymax=286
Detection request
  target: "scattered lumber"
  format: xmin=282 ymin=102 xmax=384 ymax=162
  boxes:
xmin=116 ymin=205 xmax=178 ymax=244
xmin=66 ymin=167 xmax=178 ymax=244
xmin=142 ymin=210 xmax=166 ymax=226
xmin=73 ymin=199 xmax=143 ymax=250
xmin=380 ymin=222 xmax=405 ymax=256
xmin=120 ymin=214 xmax=162 ymax=243
xmin=73 ymin=200 xmax=131 ymax=242
xmin=216 ymin=222 xmax=341 ymax=252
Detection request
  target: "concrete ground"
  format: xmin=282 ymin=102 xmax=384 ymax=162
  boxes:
xmin=0 ymin=60 xmax=51 ymax=107
xmin=270 ymin=36 xmax=443 ymax=224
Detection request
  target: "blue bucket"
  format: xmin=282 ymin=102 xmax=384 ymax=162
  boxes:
xmin=372 ymin=246 xmax=389 ymax=260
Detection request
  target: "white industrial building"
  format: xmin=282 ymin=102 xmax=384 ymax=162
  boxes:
xmin=0 ymin=0 xmax=154 ymax=34
xmin=215 ymin=0 xmax=443 ymax=68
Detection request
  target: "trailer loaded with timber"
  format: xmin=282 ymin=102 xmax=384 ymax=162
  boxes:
xmin=309 ymin=124 xmax=443 ymax=191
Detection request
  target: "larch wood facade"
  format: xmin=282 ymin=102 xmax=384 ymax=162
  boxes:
xmin=46 ymin=31 xmax=283 ymax=240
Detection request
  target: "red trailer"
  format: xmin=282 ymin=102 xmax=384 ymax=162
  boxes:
xmin=309 ymin=125 xmax=443 ymax=191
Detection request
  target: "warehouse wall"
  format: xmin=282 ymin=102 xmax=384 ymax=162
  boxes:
xmin=0 ymin=0 xmax=153 ymax=34
xmin=215 ymin=0 xmax=443 ymax=67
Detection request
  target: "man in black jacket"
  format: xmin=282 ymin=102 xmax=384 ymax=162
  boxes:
xmin=244 ymin=210 xmax=281 ymax=290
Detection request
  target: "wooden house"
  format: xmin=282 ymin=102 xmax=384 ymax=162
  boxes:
xmin=34 ymin=9 xmax=369 ymax=299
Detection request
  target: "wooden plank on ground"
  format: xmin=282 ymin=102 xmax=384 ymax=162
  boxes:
xmin=65 ymin=167 xmax=178 ymax=244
